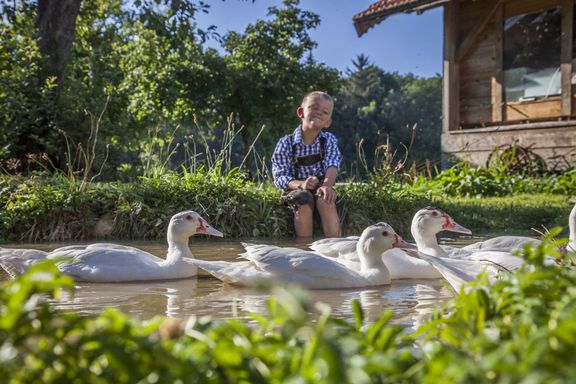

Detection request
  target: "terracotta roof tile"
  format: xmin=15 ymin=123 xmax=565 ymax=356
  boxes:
xmin=353 ymin=0 xmax=443 ymax=36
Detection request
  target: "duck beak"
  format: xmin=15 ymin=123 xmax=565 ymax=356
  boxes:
xmin=197 ymin=218 xmax=224 ymax=237
xmin=442 ymin=215 xmax=472 ymax=235
xmin=393 ymin=235 xmax=418 ymax=250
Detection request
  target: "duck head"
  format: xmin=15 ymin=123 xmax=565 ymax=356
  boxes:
xmin=168 ymin=211 xmax=223 ymax=242
xmin=411 ymin=207 xmax=472 ymax=240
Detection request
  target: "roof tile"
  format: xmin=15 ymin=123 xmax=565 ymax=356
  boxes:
xmin=353 ymin=0 xmax=440 ymax=36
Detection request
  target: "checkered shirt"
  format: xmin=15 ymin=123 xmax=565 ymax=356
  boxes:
xmin=271 ymin=126 xmax=342 ymax=190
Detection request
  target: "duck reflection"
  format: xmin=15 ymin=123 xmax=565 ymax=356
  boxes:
xmin=193 ymin=279 xmax=452 ymax=327
xmin=53 ymin=278 xmax=199 ymax=319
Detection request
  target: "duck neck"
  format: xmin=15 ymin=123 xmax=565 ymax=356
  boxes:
xmin=356 ymin=239 xmax=385 ymax=271
xmin=166 ymin=230 xmax=193 ymax=263
xmin=412 ymin=225 xmax=446 ymax=256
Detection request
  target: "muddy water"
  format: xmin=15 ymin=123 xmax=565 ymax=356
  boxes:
xmin=0 ymin=236 xmax=488 ymax=328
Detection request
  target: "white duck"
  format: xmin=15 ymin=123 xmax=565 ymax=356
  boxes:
xmin=192 ymin=222 xmax=416 ymax=289
xmin=462 ymin=202 xmax=576 ymax=254
xmin=310 ymin=207 xmax=473 ymax=279
xmin=406 ymin=250 xmax=509 ymax=293
xmin=0 ymin=210 xmax=223 ymax=282
xmin=406 ymin=204 xmax=576 ymax=292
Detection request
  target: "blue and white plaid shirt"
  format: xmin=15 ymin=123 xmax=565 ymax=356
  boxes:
xmin=271 ymin=126 xmax=342 ymax=190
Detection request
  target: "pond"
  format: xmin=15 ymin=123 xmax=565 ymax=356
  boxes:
xmin=0 ymin=235 xmax=498 ymax=328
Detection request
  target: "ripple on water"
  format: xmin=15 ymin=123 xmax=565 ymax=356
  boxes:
xmin=1 ymin=238 xmax=465 ymax=325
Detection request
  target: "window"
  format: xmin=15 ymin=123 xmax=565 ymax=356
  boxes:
xmin=503 ymin=6 xmax=562 ymax=102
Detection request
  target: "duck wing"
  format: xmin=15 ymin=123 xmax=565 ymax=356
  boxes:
xmin=191 ymin=259 xmax=267 ymax=286
xmin=407 ymin=251 xmax=505 ymax=293
xmin=309 ymin=236 xmax=359 ymax=260
xmin=0 ymin=248 xmax=49 ymax=277
xmin=240 ymin=243 xmax=367 ymax=289
xmin=384 ymin=249 xmax=442 ymax=279
xmin=463 ymin=236 xmax=540 ymax=252
xmin=56 ymin=247 xmax=163 ymax=282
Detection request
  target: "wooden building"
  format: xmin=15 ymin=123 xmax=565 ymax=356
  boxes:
xmin=354 ymin=0 xmax=576 ymax=169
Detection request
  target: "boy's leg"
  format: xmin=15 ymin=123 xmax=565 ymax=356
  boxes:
xmin=294 ymin=204 xmax=314 ymax=238
xmin=283 ymin=189 xmax=315 ymax=239
xmin=316 ymin=198 xmax=341 ymax=237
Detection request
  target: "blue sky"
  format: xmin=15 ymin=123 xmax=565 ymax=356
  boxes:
xmin=196 ymin=0 xmax=444 ymax=78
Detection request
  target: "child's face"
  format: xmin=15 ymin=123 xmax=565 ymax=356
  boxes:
xmin=297 ymin=95 xmax=333 ymax=131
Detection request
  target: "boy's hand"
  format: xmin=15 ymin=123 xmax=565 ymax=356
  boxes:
xmin=316 ymin=185 xmax=336 ymax=204
xmin=301 ymin=176 xmax=320 ymax=191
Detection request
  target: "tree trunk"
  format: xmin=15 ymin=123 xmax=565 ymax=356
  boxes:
xmin=37 ymin=0 xmax=83 ymax=84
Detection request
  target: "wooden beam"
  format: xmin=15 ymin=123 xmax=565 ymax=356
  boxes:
xmin=442 ymin=0 xmax=459 ymax=135
xmin=456 ymin=0 xmax=503 ymax=62
xmin=561 ymin=0 xmax=573 ymax=117
xmin=491 ymin=3 xmax=503 ymax=122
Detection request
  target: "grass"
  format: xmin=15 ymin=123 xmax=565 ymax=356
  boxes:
xmin=0 ymin=170 xmax=573 ymax=243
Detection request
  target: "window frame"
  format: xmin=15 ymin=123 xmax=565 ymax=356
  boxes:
xmin=498 ymin=0 xmax=573 ymax=122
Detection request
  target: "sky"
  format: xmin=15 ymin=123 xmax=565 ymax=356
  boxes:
xmin=195 ymin=0 xmax=444 ymax=78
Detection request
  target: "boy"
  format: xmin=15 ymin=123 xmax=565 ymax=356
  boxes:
xmin=271 ymin=91 xmax=342 ymax=239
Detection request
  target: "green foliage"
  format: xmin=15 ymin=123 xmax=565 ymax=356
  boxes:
xmin=1 ymin=230 xmax=576 ymax=382
xmin=332 ymin=57 xmax=442 ymax=179
xmin=0 ymin=1 xmax=60 ymax=164
xmin=417 ymin=231 xmax=576 ymax=383
xmin=0 ymin=262 xmax=420 ymax=383
xmin=217 ymin=0 xmax=341 ymax=163
xmin=434 ymin=194 xmax=570 ymax=233
xmin=415 ymin=162 xmax=576 ymax=198
xmin=0 ymin=169 xmax=574 ymax=242
xmin=0 ymin=0 xmax=342 ymax=180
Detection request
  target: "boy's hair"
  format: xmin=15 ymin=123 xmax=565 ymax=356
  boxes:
xmin=302 ymin=91 xmax=333 ymax=106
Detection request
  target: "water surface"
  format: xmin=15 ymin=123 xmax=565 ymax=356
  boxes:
xmin=0 ymin=235 xmax=502 ymax=328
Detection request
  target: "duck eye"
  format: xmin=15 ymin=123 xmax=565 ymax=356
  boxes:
xmin=186 ymin=215 xmax=193 ymax=221
xmin=431 ymin=211 xmax=439 ymax=216
xmin=382 ymin=230 xmax=389 ymax=237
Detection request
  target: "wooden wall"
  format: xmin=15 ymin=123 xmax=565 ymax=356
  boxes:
xmin=441 ymin=0 xmax=576 ymax=168
xmin=457 ymin=0 xmax=498 ymax=125
xmin=441 ymin=123 xmax=576 ymax=169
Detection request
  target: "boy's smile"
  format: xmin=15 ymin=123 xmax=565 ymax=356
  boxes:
xmin=297 ymin=95 xmax=333 ymax=131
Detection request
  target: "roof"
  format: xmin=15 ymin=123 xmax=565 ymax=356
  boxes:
xmin=353 ymin=0 xmax=447 ymax=36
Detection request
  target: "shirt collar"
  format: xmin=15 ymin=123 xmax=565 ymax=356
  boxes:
xmin=293 ymin=125 xmax=324 ymax=145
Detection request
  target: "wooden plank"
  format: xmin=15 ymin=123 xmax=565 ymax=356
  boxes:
xmin=504 ymin=99 xmax=562 ymax=120
xmin=459 ymin=44 xmax=497 ymax=73
xmin=561 ymin=0 xmax=573 ymax=116
xmin=492 ymin=3 xmax=503 ymax=122
xmin=443 ymin=0 xmax=459 ymax=133
xmin=460 ymin=68 xmax=495 ymax=81
xmin=460 ymin=104 xmax=492 ymax=124
xmin=460 ymin=83 xmax=492 ymax=99
xmin=505 ymin=0 xmax=562 ymax=17
xmin=456 ymin=0 xmax=503 ymax=62
xmin=458 ymin=1 xmax=495 ymax=37
xmin=461 ymin=95 xmax=493 ymax=108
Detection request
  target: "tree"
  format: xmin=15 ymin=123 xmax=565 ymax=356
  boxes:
xmin=37 ymin=0 xmax=83 ymax=84
xmin=0 ymin=0 xmax=216 ymax=173
xmin=215 ymin=0 xmax=341 ymax=172
xmin=332 ymin=55 xmax=442 ymax=177
xmin=1 ymin=0 xmax=341 ymax=178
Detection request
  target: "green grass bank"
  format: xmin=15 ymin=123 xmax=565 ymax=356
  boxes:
xmin=1 ymin=171 xmax=573 ymax=243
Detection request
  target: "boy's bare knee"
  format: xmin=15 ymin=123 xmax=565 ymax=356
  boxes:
xmin=316 ymin=198 xmax=336 ymax=211
xmin=295 ymin=204 xmax=313 ymax=216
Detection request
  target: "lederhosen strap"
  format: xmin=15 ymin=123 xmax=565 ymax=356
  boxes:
xmin=291 ymin=134 xmax=326 ymax=168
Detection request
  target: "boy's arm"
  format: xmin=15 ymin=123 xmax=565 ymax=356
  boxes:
xmin=271 ymin=137 xmax=294 ymax=190
xmin=315 ymin=133 xmax=341 ymax=203
xmin=322 ymin=133 xmax=342 ymax=185
xmin=322 ymin=167 xmax=338 ymax=188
